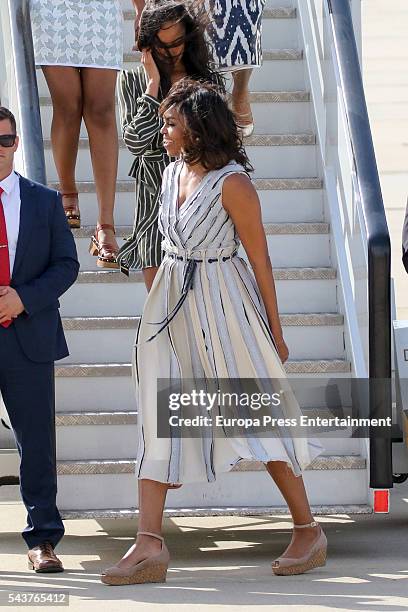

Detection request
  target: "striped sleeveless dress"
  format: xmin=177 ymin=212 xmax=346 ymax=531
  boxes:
xmin=133 ymin=159 xmax=323 ymax=484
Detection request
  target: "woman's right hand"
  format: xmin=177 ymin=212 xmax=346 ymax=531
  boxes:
xmin=141 ymin=49 xmax=160 ymax=85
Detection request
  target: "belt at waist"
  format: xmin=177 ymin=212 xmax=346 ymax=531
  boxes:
xmin=144 ymin=242 xmax=239 ymax=343
xmin=128 ymin=150 xmax=169 ymax=187
xmin=162 ymin=241 xmax=238 ymax=262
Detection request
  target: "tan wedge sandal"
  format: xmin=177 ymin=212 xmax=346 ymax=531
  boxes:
xmin=61 ymin=192 xmax=80 ymax=229
xmin=101 ymin=531 xmax=170 ymax=586
xmin=89 ymin=223 xmax=119 ymax=269
xmin=271 ymin=520 xmax=327 ymax=576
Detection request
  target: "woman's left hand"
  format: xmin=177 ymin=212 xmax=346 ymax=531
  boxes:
xmin=274 ymin=337 xmax=289 ymax=364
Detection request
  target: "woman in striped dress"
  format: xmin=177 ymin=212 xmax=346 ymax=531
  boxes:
xmin=101 ymin=80 xmax=327 ymax=586
xmin=116 ymin=0 xmax=222 ymax=287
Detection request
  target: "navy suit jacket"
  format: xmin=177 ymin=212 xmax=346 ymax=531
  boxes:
xmin=9 ymin=175 xmax=80 ymax=363
xmin=402 ymin=197 xmax=408 ymax=274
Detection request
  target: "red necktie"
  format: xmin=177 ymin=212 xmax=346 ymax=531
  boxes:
xmin=0 ymin=186 xmax=12 ymax=328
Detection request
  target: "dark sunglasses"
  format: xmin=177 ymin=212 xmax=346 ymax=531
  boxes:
xmin=0 ymin=134 xmax=16 ymax=147
xmin=154 ymin=34 xmax=186 ymax=50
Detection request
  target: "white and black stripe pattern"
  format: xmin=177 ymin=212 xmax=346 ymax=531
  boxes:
xmin=116 ymin=66 xmax=172 ymax=273
xmin=133 ymin=159 xmax=324 ymax=485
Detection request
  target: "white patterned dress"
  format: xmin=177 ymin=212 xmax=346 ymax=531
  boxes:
xmin=30 ymin=0 xmax=123 ymax=69
xmin=133 ymin=160 xmax=324 ymax=484
xmin=204 ymin=0 xmax=266 ymax=71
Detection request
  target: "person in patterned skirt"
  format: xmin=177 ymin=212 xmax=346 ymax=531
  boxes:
xmin=204 ymin=0 xmax=266 ymax=136
xmin=131 ymin=0 xmax=264 ymax=136
xmin=30 ymin=0 xmax=123 ymax=267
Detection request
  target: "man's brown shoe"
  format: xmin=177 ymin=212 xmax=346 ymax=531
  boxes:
xmin=28 ymin=541 xmax=64 ymax=573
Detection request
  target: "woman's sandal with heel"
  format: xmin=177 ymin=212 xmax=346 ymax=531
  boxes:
xmin=235 ymin=110 xmax=254 ymax=138
xmin=61 ymin=192 xmax=80 ymax=229
xmin=271 ymin=520 xmax=327 ymax=576
xmin=89 ymin=223 xmax=119 ymax=269
xmin=101 ymin=531 xmax=170 ymax=585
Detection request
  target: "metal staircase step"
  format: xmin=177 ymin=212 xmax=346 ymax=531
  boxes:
xmin=40 ymin=91 xmax=311 ymax=107
xmin=55 ymin=452 xmax=366 ymax=510
xmin=60 ymin=309 xmax=345 ymax=363
xmin=75 ymin=267 xmax=337 ymax=284
xmin=71 ymin=222 xmax=329 ymax=239
xmin=55 ymin=360 xmax=351 ymax=377
xmin=44 ymin=134 xmax=318 ymax=181
xmin=61 ymin=266 xmax=338 ymax=317
xmin=50 ymin=177 xmax=323 ymax=192
xmin=36 ymin=54 xmax=306 ymax=98
xmin=61 ymin=313 xmax=344 ymax=331
xmin=122 ymin=7 xmax=298 ymax=20
xmin=123 ymin=49 xmax=303 ymax=63
xmin=55 ymin=407 xmax=361 ymax=461
xmin=56 ymin=455 xmax=366 ymax=475
xmin=56 ymin=411 xmax=137 ymax=426
xmin=44 ymin=133 xmax=316 ymax=150
xmin=61 ymin=504 xmax=372 ymax=519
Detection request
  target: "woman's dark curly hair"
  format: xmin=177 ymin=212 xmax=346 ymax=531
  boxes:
xmin=137 ymin=0 xmax=223 ymax=98
xmin=159 ymin=78 xmax=253 ymax=173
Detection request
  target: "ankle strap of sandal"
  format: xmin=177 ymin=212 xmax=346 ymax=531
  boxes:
xmin=137 ymin=531 xmax=164 ymax=542
xmin=293 ymin=521 xmax=319 ymax=529
xmin=96 ymin=223 xmax=115 ymax=234
xmin=61 ymin=192 xmax=78 ymax=198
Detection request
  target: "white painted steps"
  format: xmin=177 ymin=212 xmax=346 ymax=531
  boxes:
xmin=36 ymin=54 xmax=307 ymax=96
xmin=60 ymin=267 xmax=339 ymax=317
xmin=39 ymin=91 xmax=313 ymax=136
xmin=54 ymin=360 xmax=352 ymax=417
xmin=43 ymin=133 xmax=318 ymax=181
xmin=61 ymin=311 xmax=344 ymax=363
xmin=55 ymin=455 xmax=368 ymax=510
xmin=56 ymin=410 xmax=360 ymax=460
xmin=49 ymin=178 xmax=324 ymax=226
xmin=34 ymin=0 xmax=367 ymax=514
xmin=121 ymin=7 xmax=300 ymax=50
xmin=73 ymin=222 xmax=330 ymax=270
xmin=54 ymin=360 xmax=351 ymax=415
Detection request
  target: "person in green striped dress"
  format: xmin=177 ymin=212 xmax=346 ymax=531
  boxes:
xmin=116 ymin=0 xmax=222 ymax=288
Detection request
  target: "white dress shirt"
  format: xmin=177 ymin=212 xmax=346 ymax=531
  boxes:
xmin=0 ymin=170 xmax=21 ymax=276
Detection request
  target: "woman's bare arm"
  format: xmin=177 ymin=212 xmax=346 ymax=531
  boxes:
xmin=132 ymin=0 xmax=146 ymax=48
xmin=221 ymin=172 xmax=289 ymax=362
xmin=132 ymin=0 xmax=145 ymax=15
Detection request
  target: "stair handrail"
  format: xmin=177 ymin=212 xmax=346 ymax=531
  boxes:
xmin=326 ymin=0 xmax=392 ymax=489
xmin=6 ymin=0 xmax=46 ymax=183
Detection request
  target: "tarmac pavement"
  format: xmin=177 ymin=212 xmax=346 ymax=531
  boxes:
xmin=0 ymin=480 xmax=407 ymax=611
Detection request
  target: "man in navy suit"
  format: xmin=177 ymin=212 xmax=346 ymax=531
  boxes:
xmin=0 ymin=107 xmax=79 ymax=572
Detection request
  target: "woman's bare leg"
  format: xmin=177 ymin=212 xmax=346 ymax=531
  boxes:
xmin=231 ymin=68 xmax=253 ymax=127
xmin=81 ymin=68 xmax=119 ymax=255
xmin=143 ymin=266 xmax=160 ymax=291
xmin=114 ymin=479 xmax=169 ymax=568
xmin=265 ymin=461 xmax=321 ymax=558
xmin=42 ymin=66 xmax=82 ymax=214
